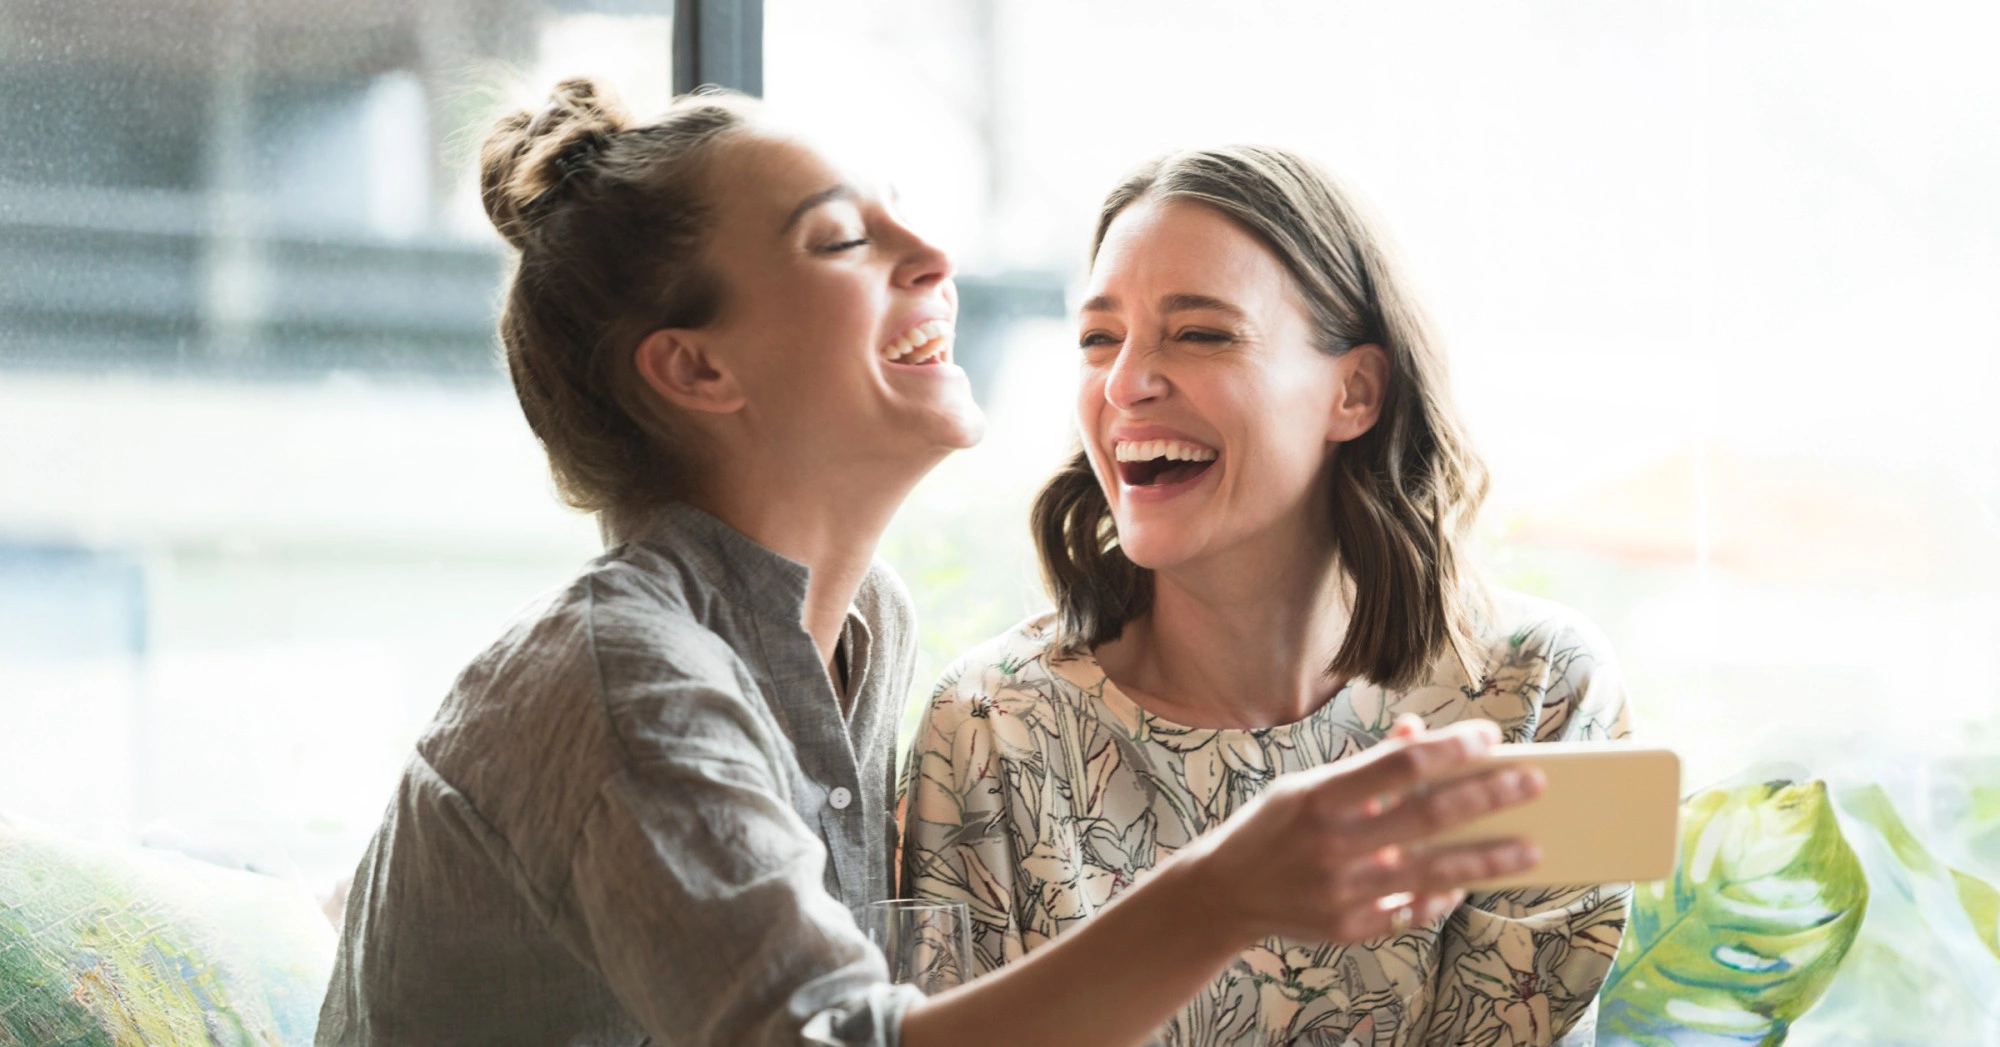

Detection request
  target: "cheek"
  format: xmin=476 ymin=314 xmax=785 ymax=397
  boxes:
xmin=1224 ymin=378 xmax=1335 ymax=486
xmin=1074 ymin=370 xmax=1102 ymax=420
xmin=765 ymin=294 xmax=880 ymax=382
xmin=1074 ymin=369 xmax=1114 ymax=438
xmin=764 ymin=267 xmax=879 ymax=342
xmin=735 ymin=325 xmax=855 ymax=409
xmin=1268 ymin=434 xmax=1334 ymax=487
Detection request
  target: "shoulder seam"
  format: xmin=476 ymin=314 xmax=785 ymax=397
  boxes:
xmin=407 ymin=751 xmax=568 ymax=936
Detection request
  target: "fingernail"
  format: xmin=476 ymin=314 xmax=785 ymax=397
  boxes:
xmin=1513 ymin=843 xmax=1542 ymax=868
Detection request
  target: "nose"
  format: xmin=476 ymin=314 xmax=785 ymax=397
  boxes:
xmin=1102 ymin=337 xmax=1168 ymax=410
xmin=889 ymin=217 xmax=954 ymax=292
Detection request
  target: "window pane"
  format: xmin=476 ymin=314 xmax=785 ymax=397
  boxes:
xmin=0 ymin=0 xmax=672 ymax=888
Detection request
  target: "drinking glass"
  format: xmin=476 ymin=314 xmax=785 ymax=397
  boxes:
xmin=852 ymin=899 xmax=972 ymax=994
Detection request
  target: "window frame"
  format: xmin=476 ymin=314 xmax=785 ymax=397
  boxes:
xmin=673 ymin=0 xmax=763 ymax=96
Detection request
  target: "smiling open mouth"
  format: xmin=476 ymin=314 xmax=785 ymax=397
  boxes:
xmin=881 ymin=319 xmax=954 ymax=366
xmin=1114 ymin=438 xmax=1218 ymax=487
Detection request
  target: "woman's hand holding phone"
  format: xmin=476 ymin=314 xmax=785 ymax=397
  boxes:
xmin=1173 ymin=715 xmax=1545 ymax=945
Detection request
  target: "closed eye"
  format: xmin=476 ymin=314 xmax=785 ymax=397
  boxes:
xmin=1176 ymin=328 xmax=1232 ymax=344
xmin=820 ymin=237 xmax=870 ymax=253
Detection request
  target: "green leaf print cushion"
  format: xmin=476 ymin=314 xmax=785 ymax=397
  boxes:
xmin=1785 ymin=785 xmax=2000 ymax=1044
xmin=1598 ymin=777 xmax=1868 ymax=1046
xmin=0 ymin=820 xmax=335 ymax=1047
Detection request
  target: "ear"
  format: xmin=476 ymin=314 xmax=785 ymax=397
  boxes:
xmin=633 ymin=328 xmax=745 ymax=415
xmin=1327 ymin=342 xmax=1388 ymax=443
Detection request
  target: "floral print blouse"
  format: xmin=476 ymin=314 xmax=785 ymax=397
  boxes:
xmin=899 ymin=592 xmax=1632 ymax=1046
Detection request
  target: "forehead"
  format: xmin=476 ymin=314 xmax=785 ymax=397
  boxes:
xmin=703 ymin=129 xmax=894 ymax=231
xmin=1086 ymin=196 xmax=1293 ymax=305
xmin=706 ymin=132 xmax=845 ymax=221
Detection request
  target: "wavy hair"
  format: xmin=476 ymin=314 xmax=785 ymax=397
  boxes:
xmin=1032 ymin=146 xmax=1490 ymax=689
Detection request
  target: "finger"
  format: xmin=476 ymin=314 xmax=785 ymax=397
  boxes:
xmin=1330 ymin=888 xmax=1465 ymax=942
xmin=1307 ymin=720 xmax=1501 ymax=818
xmin=1337 ymin=838 xmax=1540 ymax=901
xmin=1358 ymin=714 xmax=1433 ymax=817
xmin=1343 ymin=764 xmax=1546 ymax=853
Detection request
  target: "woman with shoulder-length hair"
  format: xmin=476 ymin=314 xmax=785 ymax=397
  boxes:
xmin=902 ymin=146 xmax=1632 ymax=1046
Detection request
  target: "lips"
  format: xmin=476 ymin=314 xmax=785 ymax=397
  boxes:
xmin=881 ymin=319 xmax=953 ymax=366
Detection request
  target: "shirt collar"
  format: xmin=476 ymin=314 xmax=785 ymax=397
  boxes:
xmin=601 ymin=501 xmax=813 ymax=623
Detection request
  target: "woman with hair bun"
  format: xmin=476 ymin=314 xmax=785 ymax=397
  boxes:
xmin=900 ymin=147 xmax=1633 ymax=1045
xmin=320 ymin=81 xmax=1545 ymax=1047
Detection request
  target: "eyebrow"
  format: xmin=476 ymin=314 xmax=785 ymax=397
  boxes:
xmin=1161 ymin=293 xmax=1247 ymax=319
xmin=1078 ymin=292 xmax=1247 ymax=319
xmin=779 ymin=184 xmax=857 ymax=236
xmin=1079 ymin=293 xmax=1118 ymax=314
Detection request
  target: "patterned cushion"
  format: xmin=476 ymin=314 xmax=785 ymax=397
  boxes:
xmin=0 ymin=820 xmax=334 ymax=1047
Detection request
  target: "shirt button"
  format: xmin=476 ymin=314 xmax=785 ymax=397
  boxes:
xmin=828 ymin=787 xmax=853 ymax=810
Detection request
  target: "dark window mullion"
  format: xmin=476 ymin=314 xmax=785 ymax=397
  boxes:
xmin=673 ymin=0 xmax=762 ymax=97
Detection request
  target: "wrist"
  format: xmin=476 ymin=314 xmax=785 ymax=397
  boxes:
xmin=1144 ymin=844 xmax=1254 ymax=959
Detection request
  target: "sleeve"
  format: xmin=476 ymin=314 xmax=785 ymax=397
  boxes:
xmin=560 ymin=631 xmax=923 ymax=1047
xmin=1420 ymin=614 xmax=1635 ymax=1047
xmin=897 ymin=658 xmax=1026 ymax=978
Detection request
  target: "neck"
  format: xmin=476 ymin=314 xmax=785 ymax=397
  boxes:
xmin=1101 ymin=528 xmax=1350 ymax=730
xmin=687 ymin=452 xmax=932 ymax=667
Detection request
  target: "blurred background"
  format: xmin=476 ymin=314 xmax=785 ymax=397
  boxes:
xmin=1 ymin=0 xmax=1996 ymax=1030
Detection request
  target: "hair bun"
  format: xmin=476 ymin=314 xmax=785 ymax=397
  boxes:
xmin=481 ymin=77 xmax=634 ymax=249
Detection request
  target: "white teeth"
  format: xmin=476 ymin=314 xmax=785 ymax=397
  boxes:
xmin=1113 ymin=438 xmax=1218 ymax=463
xmin=882 ymin=319 xmax=955 ymax=363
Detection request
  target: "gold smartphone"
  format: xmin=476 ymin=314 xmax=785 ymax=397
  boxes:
xmin=1423 ymin=742 xmax=1682 ymax=889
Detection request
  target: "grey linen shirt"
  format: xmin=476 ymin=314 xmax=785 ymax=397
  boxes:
xmin=319 ymin=502 xmax=923 ymax=1046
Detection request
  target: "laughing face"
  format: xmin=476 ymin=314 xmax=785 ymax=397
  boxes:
xmin=670 ymin=130 xmax=985 ymax=476
xmin=1076 ymin=195 xmax=1384 ymax=574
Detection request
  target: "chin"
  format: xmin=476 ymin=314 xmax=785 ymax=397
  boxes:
xmin=943 ymin=411 xmax=986 ymax=450
xmin=1109 ymin=523 xmax=1191 ymax=572
xmin=921 ymin=398 xmax=987 ymax=451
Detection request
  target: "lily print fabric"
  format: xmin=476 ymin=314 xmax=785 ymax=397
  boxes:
xmin=900 ymin=592 xmax=1632 ymax=1047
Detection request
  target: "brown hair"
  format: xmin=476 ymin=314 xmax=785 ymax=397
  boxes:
xmin=1033 ymin=146 xmax=1491 ymax=690
xmin=479 ymin=78 xmax=756 ymax=512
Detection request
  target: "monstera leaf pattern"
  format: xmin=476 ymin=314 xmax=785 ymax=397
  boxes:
xmin=1835 ymin=785 xmax=2000 ymax=964
xmin=1597 ymin=777 xmax=1868 ymax=1046
xmin=1784 ymin=784 xmax=2000 ymax=1044
xmin=901 ymin=594 xmax=1632 ymax=1046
